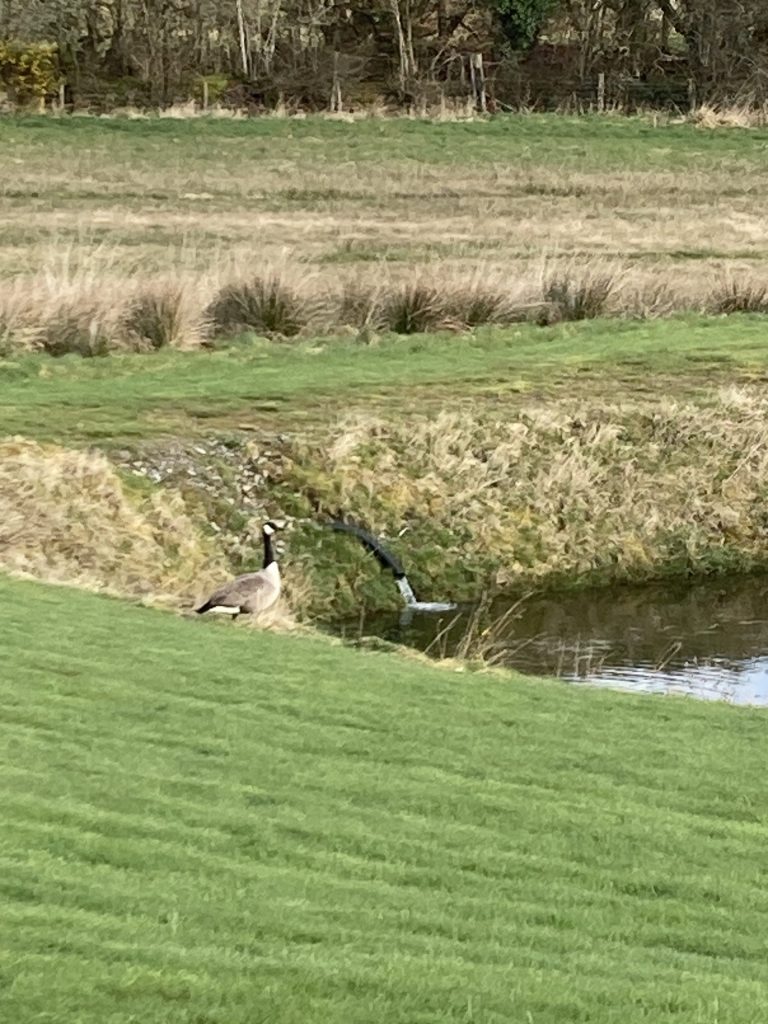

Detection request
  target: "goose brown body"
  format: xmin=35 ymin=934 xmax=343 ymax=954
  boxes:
xmin=196 ymin=522 xmax=282 ymax=620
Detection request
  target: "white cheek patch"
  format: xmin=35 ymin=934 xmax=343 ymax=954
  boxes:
xmin=263 ymin=524 xmax=275 ymax=536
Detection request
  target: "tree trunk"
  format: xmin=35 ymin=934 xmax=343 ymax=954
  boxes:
xmin=470 ymin=52 xmax=486 ymax=113
xmin=390 ymin=0 xmax=409 ymax=91
xmin=236 ymin=0 xmax=249 ymax=76
xmin=437 ymin=0 xmax=448 ymax=42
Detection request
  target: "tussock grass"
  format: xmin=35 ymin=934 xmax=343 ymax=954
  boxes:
xmin=336 ymin=279 xmax=384 ymax=331
xmin=124 ymin=284 xmax=208 ymax=350
xmin=6 ymin=254 xmax=768 ymax=357
xmin=207 ymin=271 xmax=312 ymax=338
xmin=539 ymin=261 xmax=621 ymax=324
xmin=0 ymin=259 xmax=213 ymax=356
xmin=447 ymin=282 xmax=519 ymax=328
xmin=711 ymin=274 xmax=768 ymax=315
xmin=380 ymin=282 xmax=447 ymax=334
xmin=36 ymin=301 xmax=113 ymax=357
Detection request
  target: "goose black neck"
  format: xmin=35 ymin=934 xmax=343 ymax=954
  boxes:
xmin=262 ymin=530 xmax=275 ymax=569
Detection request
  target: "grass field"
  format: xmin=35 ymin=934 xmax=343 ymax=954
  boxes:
xmin=3 ymin=114 xmax=768 ymax=1021
xmin=4 ymin=114 xmax=768 ymax=277
xmin=3 ymin=315 xmax=768 ymax=443
xmin=4 ymin=113 xmax=768 ymax=353
xmin=2 ymin=575 xmax=768 ymax=1023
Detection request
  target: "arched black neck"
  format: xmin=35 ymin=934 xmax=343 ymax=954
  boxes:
xmin=262 ymin=530 xmax=275 ymax=569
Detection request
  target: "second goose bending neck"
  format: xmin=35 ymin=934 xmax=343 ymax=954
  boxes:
xmin=261 ymin=524 xmax=281 ymax=586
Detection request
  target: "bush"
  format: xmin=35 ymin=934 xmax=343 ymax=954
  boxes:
xmin=0 ymin=40 xmax=59 ymax=108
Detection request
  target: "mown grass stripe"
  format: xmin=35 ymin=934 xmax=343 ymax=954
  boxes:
xmin=2 ymin=574 xmax=768 ymax=1022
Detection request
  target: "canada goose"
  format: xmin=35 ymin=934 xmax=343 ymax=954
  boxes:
xmin=329 ymin=519 xmax=457 ymax=617
xmin=196 ymin=521 xmax=282 ymax=620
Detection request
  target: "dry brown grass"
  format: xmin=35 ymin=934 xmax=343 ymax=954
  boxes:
xmin=690 ymin=103 xmax=768 ymax=129
xmin=2 ymin=250 xmax=763 ymax=355
xmin=287 ymin=388 xmax=768 ymax=603
xmin=2 ymin=118 xmax=767 ymax=325
xmin=710 ymin=272 xmax=768 ymax=315
xmin=0 ymin=438 xmax=227 ymax=607
xmin=0 ymin=437 xmax=315 ymax=629
xmin=0 ymin=249 xmax=211 ymax=354
xmin=7 ymin=390 xmax=768 ymax=623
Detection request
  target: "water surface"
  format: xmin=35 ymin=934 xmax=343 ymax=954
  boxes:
xmin=337 ymin=577 xmax=768 ymax=706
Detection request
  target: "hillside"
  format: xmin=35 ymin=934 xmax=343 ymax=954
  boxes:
xmin=2 ymin=575 xmax=768 ymax=1023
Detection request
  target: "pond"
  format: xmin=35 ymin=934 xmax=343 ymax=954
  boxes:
xmin=332 ymin=576 xmax=768 ymax=706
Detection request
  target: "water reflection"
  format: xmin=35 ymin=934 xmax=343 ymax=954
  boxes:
xmin=338 ymin=577 xmax=768 ymax=707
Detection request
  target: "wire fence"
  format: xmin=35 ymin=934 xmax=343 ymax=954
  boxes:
xmin=12 ymin=53 xmax=758 ymax=118
xmin=43 ymin=76 xmax=697 ymax=117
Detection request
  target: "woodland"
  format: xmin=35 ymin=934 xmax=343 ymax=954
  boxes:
xmin=1 ymin=1 xmax=767 ymax=111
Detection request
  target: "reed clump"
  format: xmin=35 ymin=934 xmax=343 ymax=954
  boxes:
xmin=6 ymin=254 xmax=768 ymax=358
xmin=124 ymin=285 xmax=207 ymax=350
xmin=710 ymin=274 xmax=768 ymax=315
xmin=207 ymin=272 xmax=312 ymax=337
xmin=539 ymin=262 xmax=621 ymax=324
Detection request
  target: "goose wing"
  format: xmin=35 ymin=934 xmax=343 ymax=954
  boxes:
xmin=197 ymin=571 xmax=277 ymax=613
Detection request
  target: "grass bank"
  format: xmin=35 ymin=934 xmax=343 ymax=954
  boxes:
xmin=3 ymin=316 xmax=768 ymax=442
xmin=2 ymin=575 xmax=768 ymax=1023
xmin=4 ymin=317 xmax=768 ymax=615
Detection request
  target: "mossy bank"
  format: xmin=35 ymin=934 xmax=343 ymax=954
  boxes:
xmin=103 ymin=387 xmax=768 ymax=619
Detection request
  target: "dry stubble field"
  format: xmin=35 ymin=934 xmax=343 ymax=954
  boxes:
xmin=2 ymin=113 xmax=768 ymax=345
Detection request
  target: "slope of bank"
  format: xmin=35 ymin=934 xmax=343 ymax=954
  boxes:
xmin=5 ymin=317 xmax=768 ymax=614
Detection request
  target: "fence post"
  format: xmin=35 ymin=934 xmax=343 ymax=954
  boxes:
xmin=202 ymin=78 xmax=209 ymax=110
xmin=687 ymin=77 xmax=697 ymax=112
xmin=597 ymin=72 xmax=605 ymax=113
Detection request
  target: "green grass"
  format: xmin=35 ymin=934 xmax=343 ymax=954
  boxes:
xmin=5 ymin=113 xmax=768 ymax=175
xmin=2 ymin=574 xmax=768 ymax=1023
xmin=2 ymin=315 xmax=768 ymax=442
